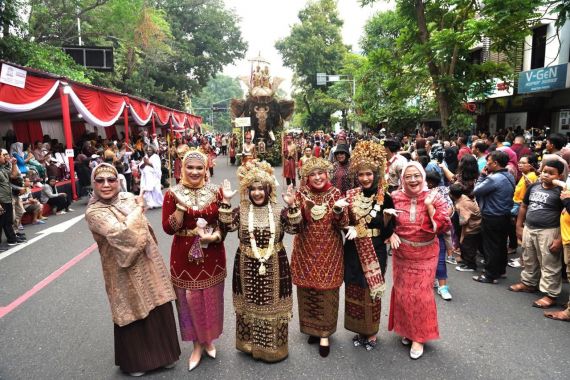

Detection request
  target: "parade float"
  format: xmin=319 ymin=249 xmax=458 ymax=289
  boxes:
xmin=230 ymin=55 xmax=294 ymax=165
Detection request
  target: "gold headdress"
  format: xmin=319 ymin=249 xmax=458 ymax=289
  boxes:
xmin=92 ymin=163 xmax=118 ymax=178
xmin=176 ymin=144 xmax=190 ymax=159
xmin=182 ymin=148 xmax=208 ymax=166
xmin=349 ymin=140 xmax=387 ymax=175
xmin=299 ymin=157 xmax=333 ymax=178
xmin=349 ymin=140 xmax=387 ymax=204
xmin=238 ymin=160 xmax=278 ymax=203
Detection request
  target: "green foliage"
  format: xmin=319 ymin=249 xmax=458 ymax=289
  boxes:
xmin=357 ymin=0 xmax=544 ymax=135
xmin=192 ymin=75 xmax=244 ymax=133
xmin=276 ymin=0 xmax=348 ymax=131
xmin=0 ymin=37 xmax=92 ymax=82
xmin=2 ymin=0 xmax=246 ymax=110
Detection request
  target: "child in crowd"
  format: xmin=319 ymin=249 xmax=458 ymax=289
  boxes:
xmin=508 ymin=154 xmax=539 ymax=268
xmin=449 ymin=183 xmax=481 ymax=272
xmin=510 ymin=160 xmax=565 ymax=309
xmin=426 ymin=171 xmax=454 ymax=300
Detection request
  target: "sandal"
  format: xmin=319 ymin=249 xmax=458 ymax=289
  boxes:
xmin=509 ymin=283 xmax=537 ymax=293
xmin=533 ymin=296 xmax=556 ymax=309
xmin=352 ymin=334 xmax=364 ymax=347
xmin=544 ymin=309 xmax=570 ymax=321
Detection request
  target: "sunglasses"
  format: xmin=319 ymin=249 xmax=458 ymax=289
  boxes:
xmin=94 ymin=177 xmax=118 ymax=184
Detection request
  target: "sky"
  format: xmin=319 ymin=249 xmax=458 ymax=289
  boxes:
xmin=222 ymin=0 xmax=394 ymax=96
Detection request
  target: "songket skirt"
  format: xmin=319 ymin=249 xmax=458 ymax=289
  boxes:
xmin=114 ymin=302 xmax=181 ymax=373
xmin=344 ymin=283 xmax=381 ymax=336
xmin=297 ymin=287 xmax=339 ymax=338
xmin=233 ymin=247 xmax=292 ymax=362
xmin=388 ymin=240 xmax=440 ymax=343
xmin=174 ymin=282 xmax=224 ymax=344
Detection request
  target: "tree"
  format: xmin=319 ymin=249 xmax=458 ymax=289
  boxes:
xmin=191 ymin=75 xmax=244 ymax=132
xmin=360 ymin=0 xmax=543 ymax=134
xmin=275 ymin=0 xmax=349 ymax=131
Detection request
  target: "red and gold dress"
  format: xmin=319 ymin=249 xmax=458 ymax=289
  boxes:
xmin=388 ymin=189 xmax=451 ymax=343
xmin=162 ymin=182 xmax=226 ymax=344
xmin=290 ymin=183 xmax=348 ymax=337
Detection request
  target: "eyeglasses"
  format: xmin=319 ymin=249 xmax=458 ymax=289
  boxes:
xmin=94 ymin=177 xmax=118 ymax=184
xmin=404 ymin=174 xmax=422 ymax=181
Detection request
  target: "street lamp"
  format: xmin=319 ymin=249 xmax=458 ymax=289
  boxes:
xmin=316 ymin=73 xmax=356 ymax=132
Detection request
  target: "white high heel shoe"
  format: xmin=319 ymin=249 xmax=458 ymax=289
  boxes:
xmin=188 ymin=350 xmax=202 ymax=371
xmin=410 ymin=343 xmax=424 ymax=360
xmin=205 ymin=345 xmax=216 ymax=359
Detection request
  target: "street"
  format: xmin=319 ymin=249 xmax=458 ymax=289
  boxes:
xmin=1 ymin=158 xmax=568 ymax=380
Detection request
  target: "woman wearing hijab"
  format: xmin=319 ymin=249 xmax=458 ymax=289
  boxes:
xmin=218 ymin=160 xmax=301 ymax=362
xmin=10 ymin=142 xmax=28 ymax=176
xmin=85 ymin=163 xmax=180 ymax=377
xmin=290 ymin=157 xmax=349 ymax=357
xmin=161 ymin=149 xmax=226 ymax=371
xmin=139 ymin=145 xmax=164 ymax=208
xmin=343 ymin=141 xmax=394 ymax=351
xmin=386 ymin=162 xmax=451 ymax=359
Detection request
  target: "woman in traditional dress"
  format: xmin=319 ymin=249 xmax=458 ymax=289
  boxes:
xmin=283 ymin=135 xmax=297 ymax=187
xmin=218 ymin=160 xmax=301 ymax=362
xmin=139 ymin=145 xmax=164 ymax=208
xmin=290 ymin=157 xmax=349 ymax=357
xmin=343 ymin=141 xmax=394 ymax=351
xmin=387 ymin=161 xmax=451 ymax=359
xmin=161 ymin=149 xmax=226 ymax=371
xmin=85 ymin=163 xmax=180 ymax=377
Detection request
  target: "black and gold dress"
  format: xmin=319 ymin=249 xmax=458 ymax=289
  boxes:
xmin=219 ymin=200 xmax=301 ymax=362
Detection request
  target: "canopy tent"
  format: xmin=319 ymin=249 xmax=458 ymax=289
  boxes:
xmin=0 ymin=60 xmax=202 ymax=199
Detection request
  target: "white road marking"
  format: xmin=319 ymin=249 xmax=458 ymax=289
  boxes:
xmin=0 ymin=214 xmax=85 ymax=262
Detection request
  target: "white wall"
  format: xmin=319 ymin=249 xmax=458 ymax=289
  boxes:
xmin=523 ymin=16 xmax=570 ymax=71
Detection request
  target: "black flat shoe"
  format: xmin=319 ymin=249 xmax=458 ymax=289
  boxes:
xmin=308 ymin=335 xmax=319 ymax=344
xmin=352 ymin=334 xmax=364 ymax=347
xmin=472 ymin=274 xmax=498 ymax=284
xmin=319 ymin=343 xmax=330 ymax=357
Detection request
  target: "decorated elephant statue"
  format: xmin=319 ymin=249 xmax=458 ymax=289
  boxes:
xmin=230 ymin=97 xmax=295 ymax=148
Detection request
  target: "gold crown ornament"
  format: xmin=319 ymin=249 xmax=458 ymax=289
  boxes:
xmin=299 ymin=157 xmax=333 ymax=178
xmin=238 ymin=160 xmax=278 ymax=203
xmin=348 ymin=140 xmax=388 ymax=204
xmin=182 ymin=148 xmax=208 ymax=166
xmin=176 ymin=144 xmax=190 ymax=159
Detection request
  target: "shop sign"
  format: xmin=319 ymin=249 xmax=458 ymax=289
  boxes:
xmin=518 ymin=63 xmax=570 ymax=94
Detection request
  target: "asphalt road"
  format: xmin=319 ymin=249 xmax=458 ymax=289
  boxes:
xmin=1 ymin=157 xmax=569 ymax=380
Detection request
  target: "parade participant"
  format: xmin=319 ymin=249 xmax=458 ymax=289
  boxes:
xmin=343 ymin=141 xmax=393 ymax=351
xmin=290 ymin=157 xmax=349 ymax=357
xmin=298 ymin=146 xmax=313 ymax=187
xmin=331 ymin=143 xmax=353 ymax=195
xmin=139 ymin=145 xmax=164 ymax=208
xmin=283 ymin=135 xmax=297 ymax=187
xmin=387 ymin=161 xmax=451 ymax=359
xmin=242 ymin=131 xmax=256 ymax=165
xmin=218 ymin=161 xmax=301 ymax=362
xmin=229 ymin=134 xmax=238 ymax=165
xmin=85 ymin=163 xmax=180 ymax=377
xmin=161 ymin=149 xmax=226 ymax=371
xmin=174 ymin=142 xmax=190 ymax=184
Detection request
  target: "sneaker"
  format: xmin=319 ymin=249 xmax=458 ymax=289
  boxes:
xmin=445 ymin=256 xmax=457 ymax=265
xmin=16 ymin=237 xmax=26 ymax=243
xmin=456 ymin=264 xmax=475 ymax=272
xmin=7 ymin=241 xmax=21 ymax=246
xmin=508 ymin=258 xmax=522 ymax=268
xmin=438 ymin=285 xmax=453 ymax=300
